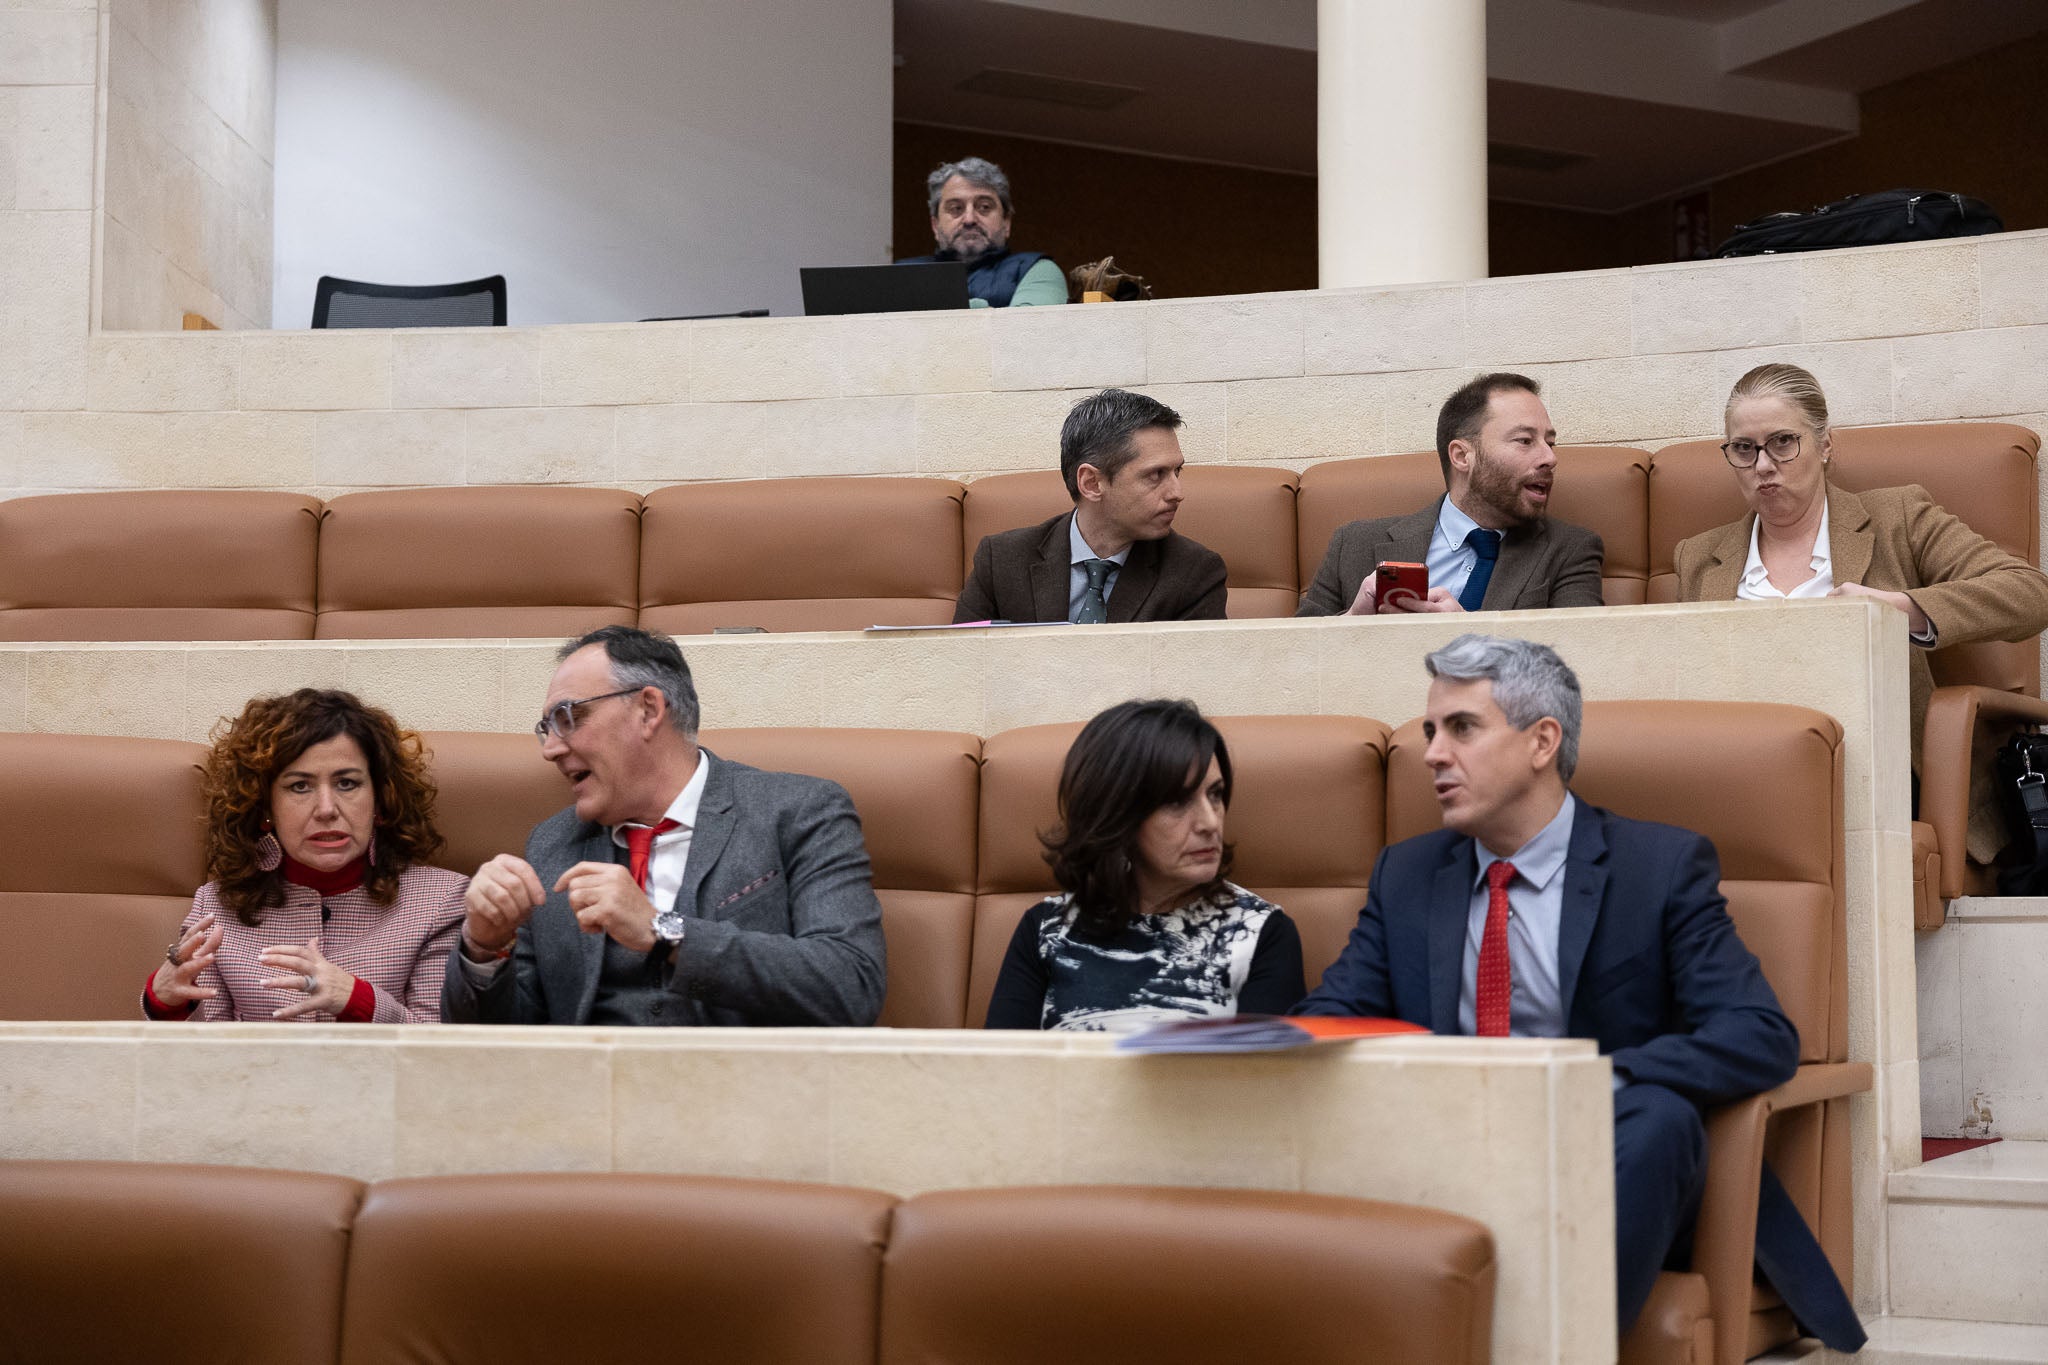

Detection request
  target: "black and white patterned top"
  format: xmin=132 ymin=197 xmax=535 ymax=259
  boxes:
xmin=983 ymin=882 xmax=1306 ymax=1031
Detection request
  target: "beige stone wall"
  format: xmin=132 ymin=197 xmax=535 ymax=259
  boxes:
xmin=99 ymin=0 xmax=274 ymax=331
xmin=1 ymin=231 xmax=2040 ymax=498
xmin=0 ymin=1 xmax=96 ymax=416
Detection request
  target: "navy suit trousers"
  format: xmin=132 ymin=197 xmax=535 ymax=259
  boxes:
xmin=1615 ymin=1081 xmax=1708 ymax=1332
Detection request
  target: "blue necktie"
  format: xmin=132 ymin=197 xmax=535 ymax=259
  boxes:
xmin=1458 ymin=528 xmax=1503 ymax=612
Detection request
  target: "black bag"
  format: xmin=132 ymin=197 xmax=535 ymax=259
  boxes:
xmin=1714 ymin=189 xmax=2001 ymax=258
xmin=1994 ymin=730 xmax=2048 ymax=895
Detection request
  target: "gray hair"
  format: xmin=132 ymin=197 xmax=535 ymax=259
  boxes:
xmin=926 ymin=157 xmax=1013 ymax=216
xmin=1424 ymin=634 xmax=1581 ymax=782
xmin=558 ymin=625 xmax=700 ymax=738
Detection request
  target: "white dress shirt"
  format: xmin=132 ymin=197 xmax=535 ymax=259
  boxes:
xmin=1426 ymin=497 xmax=1488 ymax=604
xmin=459 ymin=752 xmax=712 ymax=984
xmin=1067 ymin=514 xmax=1133 ymax=622
xmin=611 ymin=750 xmax=710 ymax=913
xmin=1737 ymin=499 xmax=1834 ymax=600
xmin=1458 ymin=794 xmax=1576 ymax=1039
xmin=1737 ymin=499 xmax=1935 ymax=643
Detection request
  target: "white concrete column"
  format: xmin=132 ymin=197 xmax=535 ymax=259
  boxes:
xmin=1318 ymin=0 xmax=1488 ymax=289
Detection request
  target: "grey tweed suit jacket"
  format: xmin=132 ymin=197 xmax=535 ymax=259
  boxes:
xmin=440 ymin=750 xmax=886 ymax=1027
xmin=1295 ymin=498 xmax=1606 ymax=616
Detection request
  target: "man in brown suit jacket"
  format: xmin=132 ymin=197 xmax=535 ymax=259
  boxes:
xmin=1297 ymin=373 xmax=1605 ymax=617
xmin=954 ymin=389 xmax=1228 ymax=624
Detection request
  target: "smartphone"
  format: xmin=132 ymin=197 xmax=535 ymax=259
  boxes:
xmin=1373 ymin=561 xmax=1429 ymax=610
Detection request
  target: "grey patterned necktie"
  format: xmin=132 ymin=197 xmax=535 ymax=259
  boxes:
xmin=1075 ymin=558 xmax=1113 ymax=624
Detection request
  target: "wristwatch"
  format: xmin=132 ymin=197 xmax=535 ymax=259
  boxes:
xmin=651 ymin=904 xmax=687 ymax=948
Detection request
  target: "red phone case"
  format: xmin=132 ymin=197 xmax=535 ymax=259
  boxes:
xmin=1374 ymin=561 xmax=1428 ymax=609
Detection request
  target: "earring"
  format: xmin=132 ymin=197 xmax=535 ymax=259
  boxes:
xmin=256 ymin=817 xmax=282 ymax=872
xmin=364 ymin=829 xmax=377 ymax=868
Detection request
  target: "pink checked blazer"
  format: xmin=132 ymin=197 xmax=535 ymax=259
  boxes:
xmin=160 ymin=865 xmax=467 ymax=1023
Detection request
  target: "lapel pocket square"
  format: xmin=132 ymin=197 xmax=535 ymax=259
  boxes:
xmin=715 ymin=870 xmax=779 ymax=909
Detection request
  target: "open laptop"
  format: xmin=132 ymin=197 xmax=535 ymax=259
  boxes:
xmin=800 ymin=261 xmax=970 ymax=316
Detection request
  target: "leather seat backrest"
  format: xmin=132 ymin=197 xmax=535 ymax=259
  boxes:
xmin=705 ymin=727 xmax=981 ymax=1028
xmin=340 ymin=1173 xmax=894 ymax=1365
xmin=959 ymin=466 xmax=1304 ymax=618
xmin=0 ymin=491 xmax=320 ymax=640
xmin=880 ymin=1185 xmax=1494 ymax=1365
xmin=1648 ymin=422 xmax=2042 ymax=693
xmin=0 ymin=1160 xmax=363 ymax=1365
xmin=316 ymin=487 xmax=640 ymax=639
xmin=641 ymin=478 xmax=964 ymax=634
xmin=972 ymin=715 xmax=1390 ymax=1026
xmin=1296 ymin=447 xmax=1652 ymax=606
xmin=1385 ymin=700 xmax=1845 ymax=1064
xmin=420 ymin=726 xmax=981 ymax=1027
xmin=0 ymin=733 xmax=208 ymax=1020
xmin=418 ymin=731 xmax=573 ymax=881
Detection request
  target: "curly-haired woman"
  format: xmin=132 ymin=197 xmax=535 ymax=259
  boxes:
xmin=142 ymin=689 xmax=466 ymax=1023
xmin=983 ymin=698 xmax=1305 ymax=1030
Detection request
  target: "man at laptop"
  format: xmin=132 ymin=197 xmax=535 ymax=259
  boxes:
xmin=955 ymin=389 xmax=1228 ymax=625
xmin=898 ymin=156 xmax=1066 ymax=308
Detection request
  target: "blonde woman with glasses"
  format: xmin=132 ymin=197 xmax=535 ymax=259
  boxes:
xmin=1676 ymin=362 xmax=2048 ymax=781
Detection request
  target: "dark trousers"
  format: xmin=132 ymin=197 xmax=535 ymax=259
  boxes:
xmin=1614 ymin=1081 xmax=1707 ymax=1332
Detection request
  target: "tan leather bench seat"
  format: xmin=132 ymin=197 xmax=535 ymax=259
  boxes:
xmin=0 ymin=1160 xmax=363 ymax=1365
xmin=1648 ymin=423 xmax=2041 ymax=693
xmin=970 ymin=714 xmax=1390 ymax=1026
xmin=341 ymin=1173 xmax=894 ymax=1365
xmin=640 ymin=477 xmax=965 ymax=634
xmin=0 ymin=490 xmax=320 ymax=639
xmin=706 ymin=727 xmax=982 ymax=1029
xmin=316 ymin=486 xmax=641 ymax=639
xmin=1387 ymin=700 xmax=1851 ymax=1365
xmin=960 ymin=466 xmax=1303 ymax=618
xmin=1298 ymin=447 xmax=1652 ymax=607
xmin=880 ymin=1184 xmax=1496 ymax=1365
xmin=0 ymin=732 xmax=208 ymax=1020
xmin=415 ymin=726 xmax=983 ymax=1029
xmin=1 ymin=1162 xmax=1496 ymax=1365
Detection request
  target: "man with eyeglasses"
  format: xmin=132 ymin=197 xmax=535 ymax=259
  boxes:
xmin=441 ymin=625 xmax=885 ymax=1027
xmin=1296 ymin=372 xmax=1605 ymax=617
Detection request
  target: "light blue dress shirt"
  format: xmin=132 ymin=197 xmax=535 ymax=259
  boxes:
xmin=1458 ymin=793 xmax=1577 ymax=1038
xmin=1426 ymin=497 xmax=1488 ymax=606
xmin=1066 ymin=514 xmax=1132 ymax=623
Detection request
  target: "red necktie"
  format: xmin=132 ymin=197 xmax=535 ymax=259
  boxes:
xmin=623 ymin=819 xmax=681 ymax=891
xmin=1476 ymin=860 xmax=1517 ymax=1037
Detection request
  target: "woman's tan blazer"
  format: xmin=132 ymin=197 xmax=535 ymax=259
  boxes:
xmin=1675 ymin=482 xmax=2048 ymax=760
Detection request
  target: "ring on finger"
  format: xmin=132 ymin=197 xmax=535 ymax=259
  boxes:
xmin=302 ymin=973 xmax=316 ymax=993
xmin=164 ymin=941 xmax=183 ymax=966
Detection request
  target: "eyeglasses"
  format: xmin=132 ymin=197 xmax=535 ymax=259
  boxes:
xmin=534 ymin=688 xmax=639 ymax=743
xmin=1720 ymin=432 xmax=1803 ymax=468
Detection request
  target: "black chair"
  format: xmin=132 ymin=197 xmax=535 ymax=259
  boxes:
xmin=312 ymin=275 xmax=507 ymax=328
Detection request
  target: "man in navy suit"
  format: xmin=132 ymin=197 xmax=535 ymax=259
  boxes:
xmin=1297 ymin=634 xmax=1861 ymax=1349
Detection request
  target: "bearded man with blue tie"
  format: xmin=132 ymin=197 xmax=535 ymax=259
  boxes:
xmin=1296 ymin=373 xmax=1606 ymax=616
xmin=1295 ymin=635 xmax=1863 ymax=1352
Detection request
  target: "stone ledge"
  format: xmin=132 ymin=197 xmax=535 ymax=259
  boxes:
xmin=0 ymin=1022 xmax=1615 ymax=1365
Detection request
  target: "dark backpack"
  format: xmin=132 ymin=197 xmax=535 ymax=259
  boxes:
xmin=1713 ymin=189 xmax=2000 ymax=258
xmin=1994 ymin=730 xmax=2048 ymax=895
